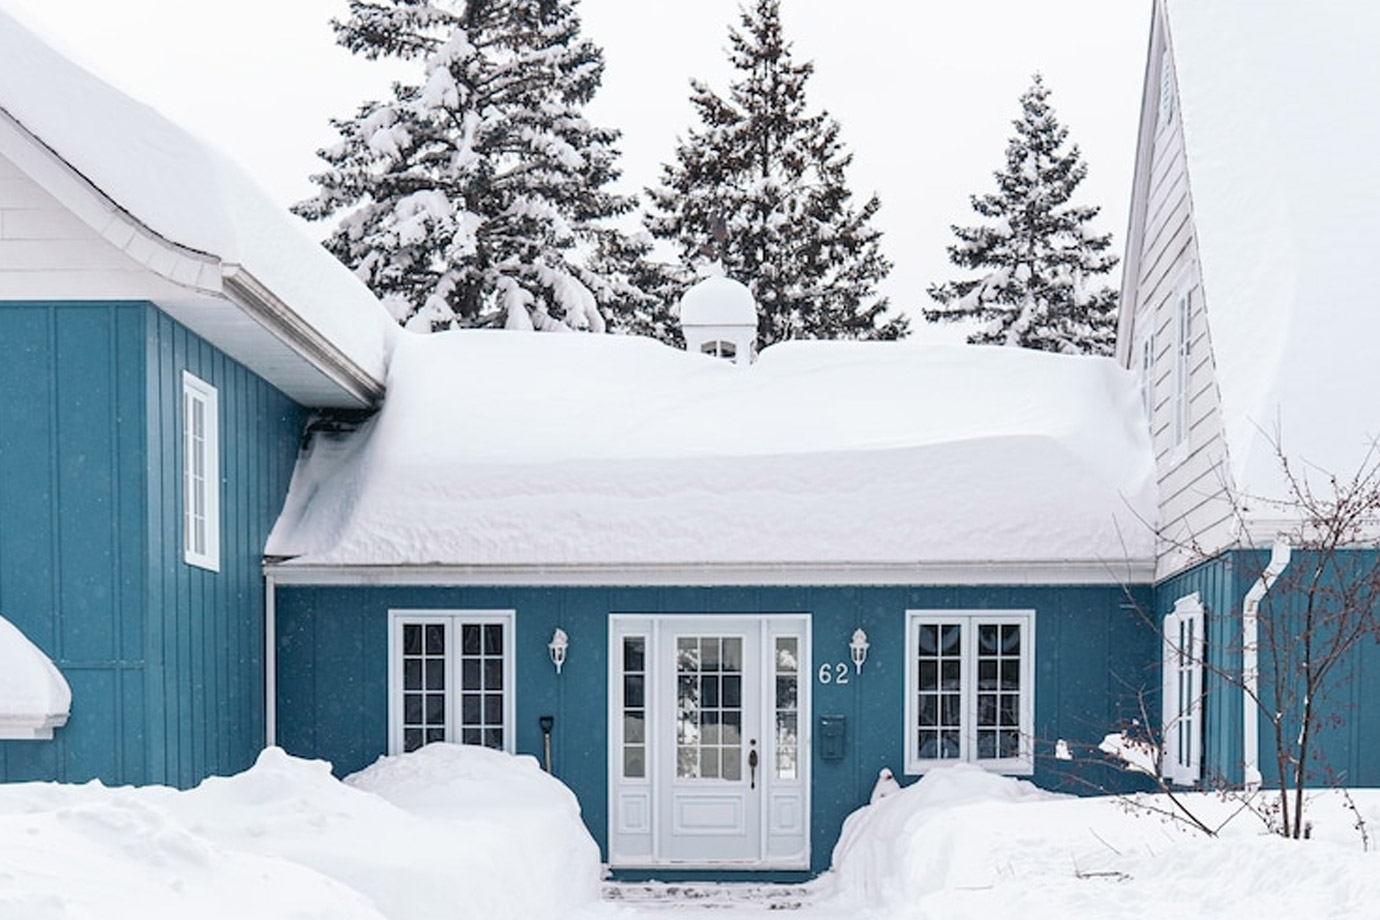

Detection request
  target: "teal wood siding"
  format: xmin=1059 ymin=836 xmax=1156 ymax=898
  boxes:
xmin=0 ymin=302 xmax=148 ymax=783
xmin=144 ymin=308 xmax=305 ymax=787
xmin=1171 ymin=549 xmax=1380 ymax=789
xmin=274 ymin=582 xmax=1155 ymax=876
xmin=1157 ymin=556 xmax=1240 ymax=783
xmin=0 ymin=302 xmax=304 ymax=787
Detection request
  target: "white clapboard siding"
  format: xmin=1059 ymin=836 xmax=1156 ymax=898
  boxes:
xmin=0 ymin=152 xmax=191 ymax=301
xmin=1120 ymin=3 xmax=1236 ymax=579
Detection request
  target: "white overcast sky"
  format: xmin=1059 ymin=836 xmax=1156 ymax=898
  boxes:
xmin=2 ymin=0 xmax=1150 ymax=339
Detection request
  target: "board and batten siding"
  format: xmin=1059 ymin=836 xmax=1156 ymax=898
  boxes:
xmin=0 ymin=301 xmax=304 ymax=786
xmin=273 ymin=582 xmax=1155 ymax=876
xmin=1120 ymin=2 xmax=1234 ymax=580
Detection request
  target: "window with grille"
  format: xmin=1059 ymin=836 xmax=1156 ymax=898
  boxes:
xmin=1162 ymin=593 xmax=1204 ymax=785
xmin=389 ymin=610 xmax=515 ymax=755
xmin=905 ymin=610 xmax=1034 ymax=775
xmin=181 ymin=371 xmax=219 ymax=571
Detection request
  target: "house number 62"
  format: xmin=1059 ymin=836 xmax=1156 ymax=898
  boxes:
xmin=817 ymin=663 xmax=850 ymax=685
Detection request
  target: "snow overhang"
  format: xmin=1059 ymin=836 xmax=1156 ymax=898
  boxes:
xmin=0 ymin=615 xmax=71 ymax=741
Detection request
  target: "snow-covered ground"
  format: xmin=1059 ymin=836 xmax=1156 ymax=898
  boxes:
xmin=1 ymin=746 xmax=1376 ymax=919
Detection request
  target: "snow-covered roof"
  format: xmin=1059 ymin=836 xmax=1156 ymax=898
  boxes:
xmin=266 ymin=333 xmax=1156 ymax=583
xmin=0 ymin=10 xmax=396 ymax=409
xmin=0 ymin=614 xmax=70 ymax=740
xmin=1165 ymin=0 xmax=1380 ymax=511
xmin=679 ymin=276 xmax=758 ymax=327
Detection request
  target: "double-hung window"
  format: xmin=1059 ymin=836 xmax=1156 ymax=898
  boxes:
xmin=905 ymin=610 xmax=1035 ymax=775
xmin=182 ymin=371 xmax=219 ymax=571
xmin=388 ymin=610 xmax=515 ymax=755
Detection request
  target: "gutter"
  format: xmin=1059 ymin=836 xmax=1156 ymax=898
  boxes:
xmin=1242 ymin=540 xmax=1291 ymax=790
xmin=222 ymin=266 xmax=385 ymax=409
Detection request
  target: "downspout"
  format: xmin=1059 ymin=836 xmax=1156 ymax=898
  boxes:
xmin=1242 ymin=540 xmax=1291 ymax=791
xmin=265 ymin=570 xmax=278 ymax=748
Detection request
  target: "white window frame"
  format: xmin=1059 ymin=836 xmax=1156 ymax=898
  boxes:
xmin=904 ymin=610 xmax=1035 ymax=776
xmin=387 ymin=609 xmax=516 ymax=755
xmin=1171 ymin=284 xmax=1193 ymax=455
xmin=1162 ymin=593 xmax=1204 ymax=785
xmin=1158 ymin=46 xmax=1175 ymax=128
xmin=1138 ymin=330 xmax=1155 ymax=424
xmin=181 ymin=371 xmax=220 ymax=571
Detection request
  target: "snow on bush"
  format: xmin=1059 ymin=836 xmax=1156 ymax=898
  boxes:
xmin=824 ymin=763 xmax=1380 ymax=920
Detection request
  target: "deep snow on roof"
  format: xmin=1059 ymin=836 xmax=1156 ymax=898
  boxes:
xmin=679 ymin=276 xmax=758 ymax=327
xmin=266 ymin=332 xmax=1156 ymax=575
xmin=0 ymin=9 xmax=396 ymax=383
xmin=1166 ymin=1 xmax=1380 ymax=508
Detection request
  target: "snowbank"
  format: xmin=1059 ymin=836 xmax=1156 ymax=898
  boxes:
xmin=0 ymin=614 xmax=70 ymax=739
xmin=826 ymin=764 xmax=1380 ymax=920
xmin=0 ymin=746 xmax=604 ymax=920
xmin=267 ymin=332 xmax=1156 ymax=575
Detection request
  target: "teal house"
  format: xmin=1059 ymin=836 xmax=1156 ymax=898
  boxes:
xmin=3 ymin=0 xmax=1380 ymax=881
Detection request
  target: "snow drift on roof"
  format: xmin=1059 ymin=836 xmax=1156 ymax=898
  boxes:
xmin=1166 ymin=1 xmax=1380 ymax=507
xmin=0 ymin=9 xmax=396 ymax=383
xmin=266 ymin=332 xmax=1156 ymax=576
xmin=0 ymin=614 xmax=70 ymax=740
xmin=679 ymin=276 xmax=758 ymax=327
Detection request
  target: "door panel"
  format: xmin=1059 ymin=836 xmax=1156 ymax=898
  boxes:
xmin=660 ymin=621 xmax=760 ymax=862
xmin=608 ymin=615 xmax=810 ymax=869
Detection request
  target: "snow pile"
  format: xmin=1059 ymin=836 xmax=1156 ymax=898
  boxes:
xmin=267 ymin=332 xmax=1156 ymax=573
xmin=0 ymin=746 xmax=603 ymax=920
xmin=1166 ymin=1 xmax=1380 ymax=512
xmin=0 ymin=9 xmax=396 ymax=382
xmin=826 ymin=764 xmax=1380 ymax=920
xmin=0 ymin=614 xmax=70 ymax=739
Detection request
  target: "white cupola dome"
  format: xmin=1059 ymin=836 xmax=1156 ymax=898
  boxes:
xmin=678 ymin=273 xmax=758 ymax=364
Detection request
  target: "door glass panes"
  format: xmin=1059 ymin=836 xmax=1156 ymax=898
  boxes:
xmin=975 ymin=623 xmax=1022 ymax=760
xmin=461 ymin=622 xmax=505 ymax=749
xmin=774 ymin=636 xmax=799 ymax=779
xmin=623 ymin=636 xmax=647 ymax=778
xmin=916 ymin=623 xmax=962 ymax=760
xmin=401 ymin=622 xmax=447 ymax=752
xmin=677 ymin=635 xmax=743 ymax=780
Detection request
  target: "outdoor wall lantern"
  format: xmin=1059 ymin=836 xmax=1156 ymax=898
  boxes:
xmin=849 ymin=628 xmax=870 ymax=674
xmin=549 ymin=628 xmax=569 ymax=674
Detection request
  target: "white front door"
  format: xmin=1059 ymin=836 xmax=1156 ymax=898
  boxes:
xmin=608 ymin=615 xmax=810 ymax=869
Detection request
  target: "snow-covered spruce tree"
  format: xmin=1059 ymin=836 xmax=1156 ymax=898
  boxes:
xmin=644 ymin=0 xmax=907 ymax=349
xmin=925 ymin=74 xmax=1118 ymax=355
xmin=294 ymin=0 xmax=643 ymax=332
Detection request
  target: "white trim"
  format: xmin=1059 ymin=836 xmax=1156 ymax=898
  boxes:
xmin=182 ymin=370 xmax=220 ymax=572
xmin=265 ymin=558 xmax=1156 ymax=588
xmin=386 ymin=609 xmax=516 ymax=755
xmin=265 ymin=571 xmax=277 ymax=747
xmin=1170 ymin=281 xmax=1194 ymax=458
xmin=1162 ymin=592 xmax=1204 ymax=785
xmin=607 ymin=613 xmax=811 ymax=871
xmin=903 ymin=609 xmax=1036 ymax=776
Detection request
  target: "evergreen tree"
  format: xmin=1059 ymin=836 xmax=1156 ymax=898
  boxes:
xmin=926 ymin=74 xmax=1118 ymax=355
xmin=644 ymin=0 xmax=907 ymax=349
xmin=294 ymin=0 xmax=642 ymax=332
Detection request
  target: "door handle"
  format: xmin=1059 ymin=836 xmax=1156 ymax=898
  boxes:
xmin=748 ymin=739 xmax=758 ymax=789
